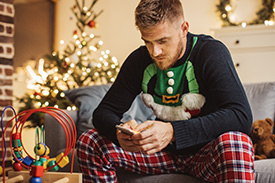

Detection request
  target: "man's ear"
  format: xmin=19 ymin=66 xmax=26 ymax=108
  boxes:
xmin=181 ymin=21 xmax=189 ymax=37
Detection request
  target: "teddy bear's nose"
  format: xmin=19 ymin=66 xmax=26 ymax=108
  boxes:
xmin=253 ymin=128 xmax=259 ymax=132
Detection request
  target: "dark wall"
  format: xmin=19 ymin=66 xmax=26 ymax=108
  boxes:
xmin=14 ymin=1 xmax=54 ymax=68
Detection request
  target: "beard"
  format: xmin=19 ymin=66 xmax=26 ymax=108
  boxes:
xmin=151 ymin=37 xmax=184 ymax=71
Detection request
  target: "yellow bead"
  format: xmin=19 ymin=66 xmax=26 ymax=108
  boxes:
xmin=34 ymin=143 xmax=50 ymax=157
xmin=0 ymin=166 xmax=3 ymax=176
xmin=13 ymin=147 xmax=23 ymax=151
xmin=56 ymin=153 xmax=69 ymax=168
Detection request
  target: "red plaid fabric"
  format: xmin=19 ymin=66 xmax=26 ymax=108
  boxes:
xmin=77 ymin=129 xmax=254 ymax=183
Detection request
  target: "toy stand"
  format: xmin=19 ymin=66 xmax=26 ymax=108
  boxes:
xmin=6 ymin=171 xmax=82 ymax=183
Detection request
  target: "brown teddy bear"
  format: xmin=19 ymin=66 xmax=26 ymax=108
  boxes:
xmin=249 ymin=118 xmax=275 ymax=160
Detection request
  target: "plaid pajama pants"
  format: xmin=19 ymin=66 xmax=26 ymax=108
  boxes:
xmin=77 ymin=129 xmax=254 ymax=183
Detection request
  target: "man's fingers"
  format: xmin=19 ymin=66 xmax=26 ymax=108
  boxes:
xmin=134 ymin=120 xmax=154 ymax=132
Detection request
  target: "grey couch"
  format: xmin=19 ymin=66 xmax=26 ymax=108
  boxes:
xmin=45 ymin=82 xmax=275 ymax=183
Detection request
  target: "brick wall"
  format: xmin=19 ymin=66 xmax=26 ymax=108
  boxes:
xmin=0 ymin=0 xmax=14 ymax=167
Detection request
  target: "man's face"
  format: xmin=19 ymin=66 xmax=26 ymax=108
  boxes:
xmin=140 ymin=20 xmax=189 ymax=70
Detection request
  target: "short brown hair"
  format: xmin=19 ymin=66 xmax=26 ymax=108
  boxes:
xmin=135 ymin=0 xmax=184 ymax=29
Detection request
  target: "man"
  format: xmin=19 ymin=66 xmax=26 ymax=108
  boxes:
xmin=77 ymin=0 xmax=255 ymax=182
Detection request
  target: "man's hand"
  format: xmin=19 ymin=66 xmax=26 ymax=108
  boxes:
xmin=132 ymin=120 xmax=174 ymax=154
xmin=116 ymin=119 xmax=139 ymax=152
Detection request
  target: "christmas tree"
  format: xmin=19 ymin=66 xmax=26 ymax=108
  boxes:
xmin=17 ymin=0 xmax=120 ymax=127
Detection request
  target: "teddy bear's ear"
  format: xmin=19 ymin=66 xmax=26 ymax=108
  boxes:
xmin=265 ymin=118 xmax=274 ymax=127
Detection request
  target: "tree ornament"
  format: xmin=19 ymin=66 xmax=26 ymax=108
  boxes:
xmin=34 ymin=92 xmax=40 ymax=96
xmin=216 ymin=0 xmax=275 ymax=27
xmin=88 ymin=20 xmax=96 ymax=28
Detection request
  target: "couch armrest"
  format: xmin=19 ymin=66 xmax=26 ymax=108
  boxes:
xmin=44 ymin=110 xmax=78 ymax=157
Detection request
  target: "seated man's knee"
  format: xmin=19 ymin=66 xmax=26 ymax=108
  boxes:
xmin=77 ymin=128 xmax=100 ymax=149
xmin=216 ymin=131 xmax=254 ymax=155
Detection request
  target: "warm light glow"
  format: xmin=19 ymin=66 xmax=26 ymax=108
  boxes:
xmin=42 ymin=90 xmax=50 ymax=96
xmin=89 ymin=46 xmax=97 ymax=51
xmin=241 ymin=22 xmax=247 ymax=28
xmin=265 ymin=20 xmax=274 ymax=26
xmin=26 ymin=65 xmax=43 ymax=83
xmin=225 ymin=5 xmax=232 ymax=12
xmin=60 ymin=92 xmax=65 ymax=97
xmin=38 ymin=58 xmax=48 ymax=81
xmin=112 ymin=57 xmax=118 ymax=64
xmin=60 ymin=40 xmax=65 ymax=45
xmin=83 ymin=6 xmax=88 ymax=11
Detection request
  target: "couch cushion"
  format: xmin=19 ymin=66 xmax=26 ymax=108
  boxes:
xmin=64 ymin=84 xmax=112 ymax=138
xmin=254 ymin=158 xmax=275 ymax=183
xmin=64 ymin=84 xmax=155 ymax=138
xmin=243 ymin=82 xmax=275 ymax=123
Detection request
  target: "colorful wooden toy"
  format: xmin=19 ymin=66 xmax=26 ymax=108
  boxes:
xmin=1 ymin=106 xmax=77 ymax=183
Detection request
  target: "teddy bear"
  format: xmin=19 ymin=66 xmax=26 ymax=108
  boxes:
xmin=249 ymin=118 xmax=275 ymax=160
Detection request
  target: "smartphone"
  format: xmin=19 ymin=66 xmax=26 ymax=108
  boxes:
xmin=116 ymin=125 xmax=136 ymax=135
